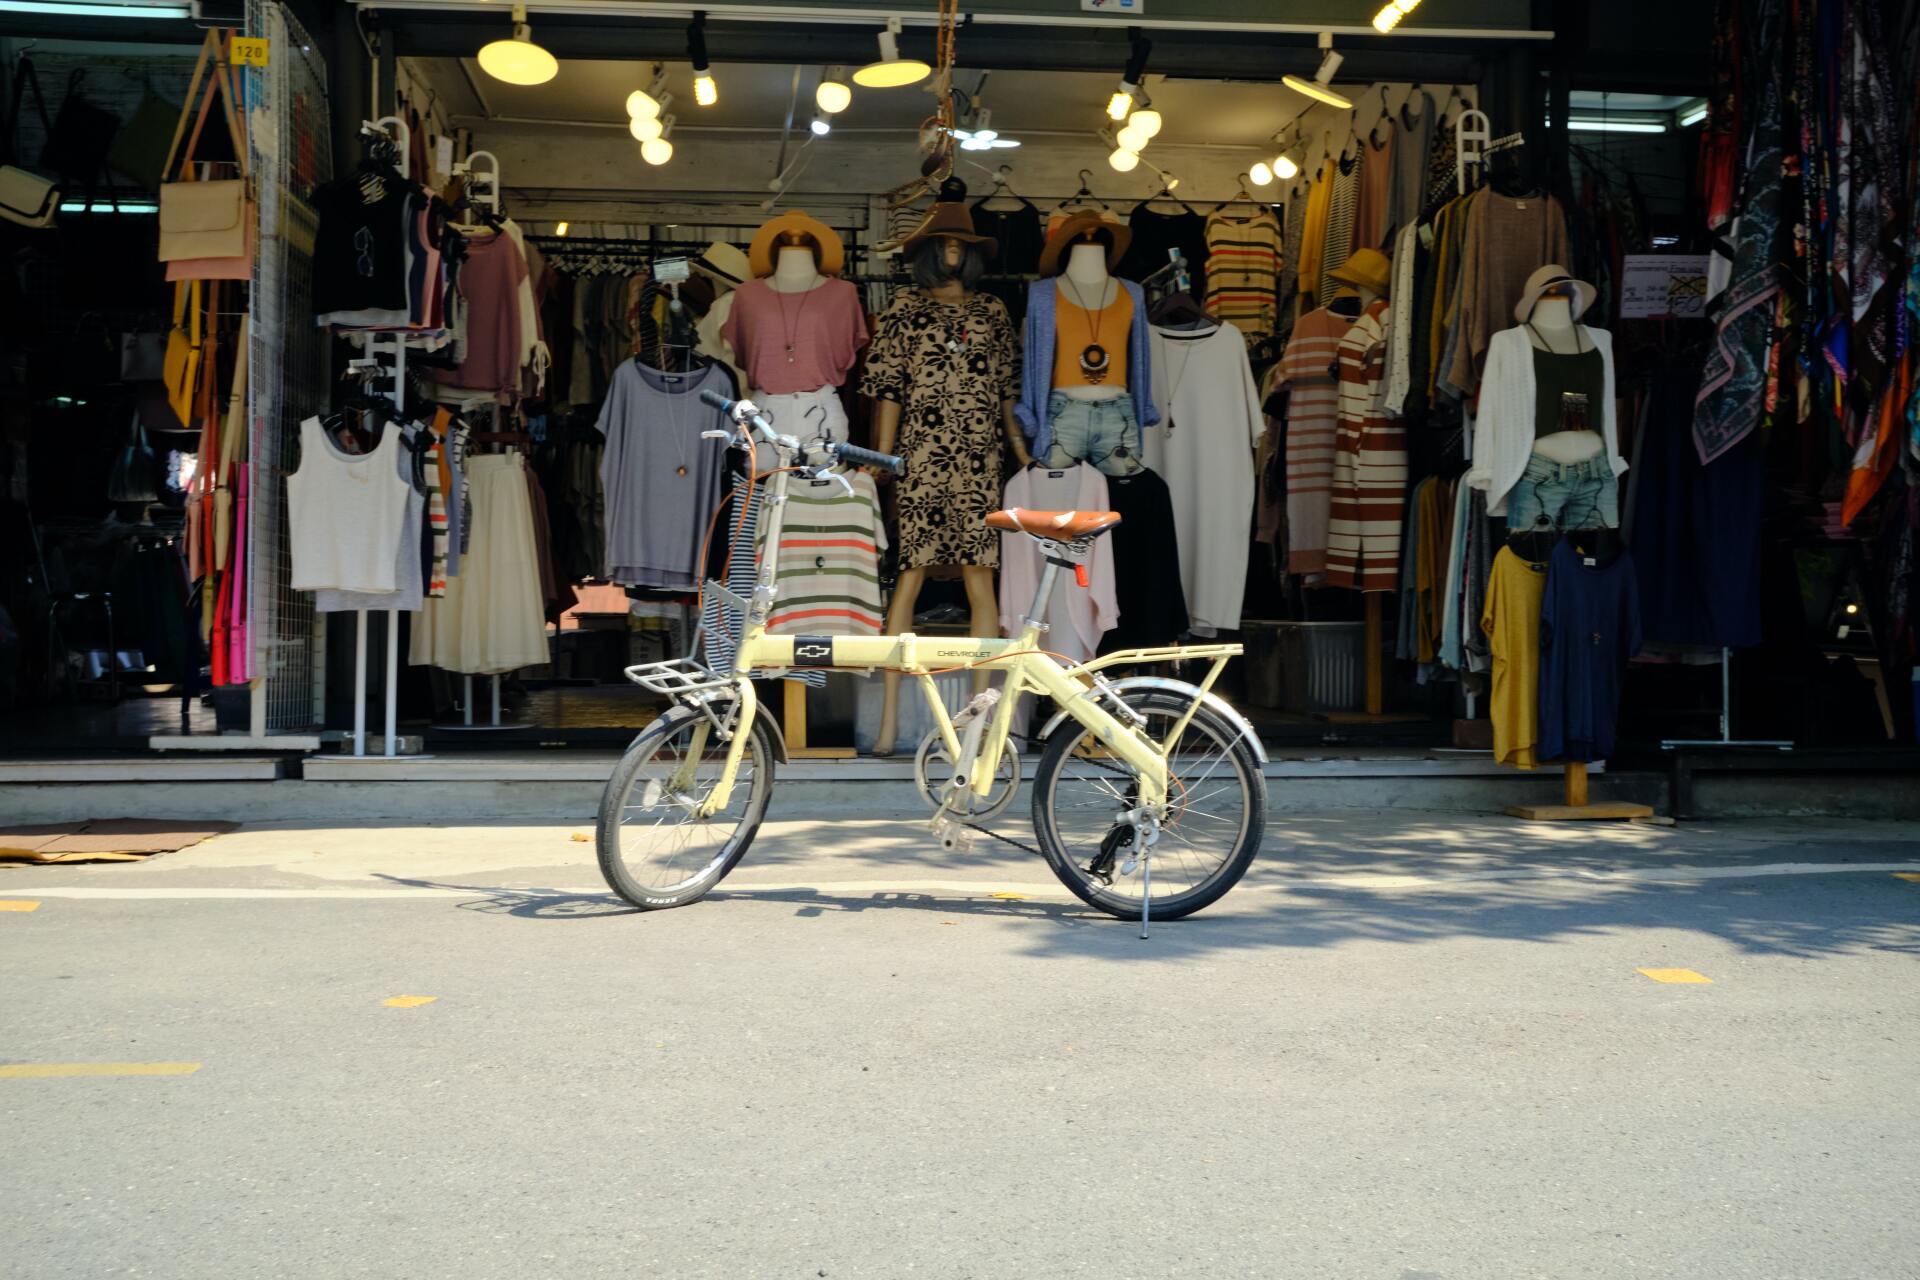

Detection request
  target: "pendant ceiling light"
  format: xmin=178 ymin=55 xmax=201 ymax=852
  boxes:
xmin=815 ymin=66 xmax=852 ymax=114
xmin=477 ymin=5 xmax=558 ymax=87
xmin=687 ymin=11 xmax=717 ymax=106
xmin=1282 ymin=32 xmax=1351 ymax=110
xmin=853 ymin=17 xmax=929 ymax=89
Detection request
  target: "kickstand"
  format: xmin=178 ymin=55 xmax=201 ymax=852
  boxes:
xmin=1139 ymin=858 xmax=1151 ymax=940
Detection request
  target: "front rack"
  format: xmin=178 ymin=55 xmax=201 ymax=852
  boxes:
xmin=622 ymin=657 xmax=737 ymax=699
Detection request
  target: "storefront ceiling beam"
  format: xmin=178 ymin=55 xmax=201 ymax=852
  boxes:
xmin=375 ymin=12 xmax=1493 ymax=83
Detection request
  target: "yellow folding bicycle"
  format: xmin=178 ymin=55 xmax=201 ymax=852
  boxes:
xmin=596 ymin=391 xmax=1268 ymax=929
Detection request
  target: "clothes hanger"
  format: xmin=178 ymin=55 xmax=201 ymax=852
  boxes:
xmin=1062 ymin=169 xmax=1113 ymax=214
xmin=1400 ymin=83 xmax=1429 ymax=128
xmin=1368 ymin=86 xmax=1392 ymax=147
xmin=1149 ymin=290 xmax=1212 ymax=327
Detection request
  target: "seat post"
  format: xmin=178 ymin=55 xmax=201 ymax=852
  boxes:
xmin=1022 ymin=541 xmax=1068 ymax=636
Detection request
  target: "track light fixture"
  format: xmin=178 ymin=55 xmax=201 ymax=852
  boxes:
xmin=688 ymin=11 xmax=717 ymax=106
xmin=1108 ymin=146 xmax=1140 ymax=173
xmin=1106 ymin=29 xmax=1151 ymax=120
xmin=641 ymin=115 xmax=676 ymax=165
xmin=477 ymin=5 xmax=558 ymax=87
xmin=1372 ymin=0 xmax=1422 ymax=33
xmin=1249 ymin=161 xmax=1274 ymax=186
xmin=629 ymin=114 xmax=664 ymax=142
xmin=853 ymin=17 xmax=930 ymax=88
xmin=810 ymin=111 xmax=832 ymax=137
xmin=627 ymin=64 xmax=670 ymax=119
xmin=816 ymin=66 xmax=852 ymax=114
xmin=1282 ymin=32 xmax=1352 ymax=110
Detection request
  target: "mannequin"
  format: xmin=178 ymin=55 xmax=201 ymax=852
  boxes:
xmin=1044 ymin=242 xmax=1141 ymax=474
xmin=770 ymin=241 xmax=821 ymax=293
xmin=724 ymin=211 xmax=867 ymax=447
xmin=1520 ymin=291 xmax=1604 ymax=464
xmin=1321 ymin=245 xmax=1403 ymax=597
xmin=864 ymin=193 xmax=1027 ymax=756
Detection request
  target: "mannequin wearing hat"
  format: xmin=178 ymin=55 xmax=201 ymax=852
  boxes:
xmin=1012 ymin=211 xmax=1160 ymax=477
xmin=1467 ymin=264 xmax=1625 ymax=533
xmin=862 ymin=187 xmax=1026 ymax=756
xmin=1322 ymin=246 xmax=1406 ymax=592
xmin=691 ymin=240 xmax=753 ymax=394
xmin=722 ymin=211 xmax=869 ymax=448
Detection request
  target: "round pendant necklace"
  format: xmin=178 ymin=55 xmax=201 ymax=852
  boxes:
xmin=774 ymin=280 xmax=817 ymax=364
xmin=1062 ymin=277 xmax=1111 ymax=385
xmin=655 ymin=364 xmax=694 ymax=478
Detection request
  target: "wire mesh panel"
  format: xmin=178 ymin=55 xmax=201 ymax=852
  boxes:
xmin=246 ymin=0 xmax=331 ymax=732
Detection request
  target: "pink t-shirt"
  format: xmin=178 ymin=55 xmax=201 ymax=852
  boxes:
xmin=721 ymin=277 xmax=869 ymax=394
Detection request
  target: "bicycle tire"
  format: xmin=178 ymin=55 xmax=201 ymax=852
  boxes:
xmin=596 ymin=706 xmax=775 ymax=910
xmin=1031 ymin=691 xmax=1265 ymax=921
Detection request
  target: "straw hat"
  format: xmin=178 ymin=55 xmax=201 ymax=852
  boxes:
xmin=691 ymin=240 xmax=751 ymax=287
xmin=747 ymin=211 xmax=846 ymax=278
xmin=1513 ymin=264 xmax=1596 ymax=323
xmin=1329 ymin=247 xmax=1392 ymax=296
xmin=1037 ymin=208 xmax=1131 ymax=277
xmin=901 ymin=201 xmax=998 ymax=260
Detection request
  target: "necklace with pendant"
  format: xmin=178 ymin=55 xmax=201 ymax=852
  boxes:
xmin=774 ymin=280 xmax=817 ymax=364
xmin=1062 ymin=278 xmax=1111 ymax=384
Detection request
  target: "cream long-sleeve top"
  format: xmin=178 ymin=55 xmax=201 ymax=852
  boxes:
xmin=1466 ymin=324 xmax=1626 ymax=517
xmin=997 ymin=463 xmax=1119 ymax=661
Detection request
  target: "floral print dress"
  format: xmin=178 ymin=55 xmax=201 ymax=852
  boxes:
xmin=861 ymin=290 xmax=1020 ymax=567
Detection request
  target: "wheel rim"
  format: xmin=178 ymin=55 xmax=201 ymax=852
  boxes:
xmin=611 ymin=717 xmax=762 ymax=895
xmin=1043 ymin=705 xmax=1253 ymax=908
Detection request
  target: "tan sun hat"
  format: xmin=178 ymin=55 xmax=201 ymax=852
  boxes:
xmin=1037 ymin=208 xmax=1131 ymax=277
xmin=748 ymin=211 xmax=846 ymax=278
xmin=1513 ymin=264 xmax=1597 ymax=324
xmin=691 ymin=241 xmax=751 ymax=287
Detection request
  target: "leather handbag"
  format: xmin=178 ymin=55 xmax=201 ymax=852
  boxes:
xmin=120 ymin=326 xmax=168 ymax=381
xmin=158 ymin=31 xmax=253 ymax=280
xmin=107 ymin=88 xmax=180 ymax=190
xmin=163 ymin=280 xmax=202 ymax=429
xmin=0 ymin=55 xmax=61 ymax=228
xmin=107 ymin=414 xmax=161 ymax=504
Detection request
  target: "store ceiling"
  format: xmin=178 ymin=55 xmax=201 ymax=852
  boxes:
xmin=423 ymin=59 xmax=1352 ymax=148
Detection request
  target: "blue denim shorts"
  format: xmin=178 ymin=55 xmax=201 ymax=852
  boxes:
xmin=1046 ymin=391 xmax=1140 ymax=476
xmin=1506 ymin=453 xmax=1619 ymax=533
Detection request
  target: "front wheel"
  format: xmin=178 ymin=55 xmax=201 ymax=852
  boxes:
xmin=596 ymin=706 xmax=774 ymax=910
xmin=1032 ymin=691 xmax=1265 ymax=921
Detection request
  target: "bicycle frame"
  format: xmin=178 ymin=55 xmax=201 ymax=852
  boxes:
xmin=643 ymin=430 xmax=1244 ymax=821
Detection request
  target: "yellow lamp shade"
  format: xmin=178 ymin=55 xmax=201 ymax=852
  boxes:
xmin=478 ymin=27 xmax=557 ymax=86
xmin=1108 ymin=146 xmax=1140 ymax=173
xmin=853 ymin=56 xmax=929 ymax=88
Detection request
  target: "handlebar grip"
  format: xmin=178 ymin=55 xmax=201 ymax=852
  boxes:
xmin=829 ymin=441 xmax=904 ymax=474
xmin=697 ymin=388 xmax=737 ymax=413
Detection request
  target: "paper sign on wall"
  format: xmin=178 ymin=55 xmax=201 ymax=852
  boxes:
xmin=1619 ymin=254 xmax=1710 ymax=319
xmin=231 ymin=37 xmax=270 ymax=66
xmin=434 ymin=135 xmax=453 ymax=179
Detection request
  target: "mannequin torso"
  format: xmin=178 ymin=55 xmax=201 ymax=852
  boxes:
xmin=768 ymin=244 xmax=826 ymax=293
xmin=1523 ymin=296 xmax=1604 ymax=465
xmin=1055 ymin=243 xmax=1125 ymax=404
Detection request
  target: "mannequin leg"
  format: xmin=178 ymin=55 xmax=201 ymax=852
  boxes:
xmin=872 ymin=565 xmax=927 ymax=757
xmin=961 ymin=566 xmax=998 ymax=696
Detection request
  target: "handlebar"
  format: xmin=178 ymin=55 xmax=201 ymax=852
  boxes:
xmin=699 ymin=388 xmax=903 ymax=474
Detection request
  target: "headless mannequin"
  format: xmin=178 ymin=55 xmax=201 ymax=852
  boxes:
xmin=1522 ymin=292 xmax=1604 ymax=465
xmin=768 ymin=240 xmax=825 ymax=294
xmin=1043 ymin=241 xmax=1140 ymax=474
xmin=871 ymin=235 xmax=1032 ymax=756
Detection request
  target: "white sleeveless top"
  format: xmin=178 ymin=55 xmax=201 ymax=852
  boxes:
xmin=288 ymin=416 xmax=412 ymax=593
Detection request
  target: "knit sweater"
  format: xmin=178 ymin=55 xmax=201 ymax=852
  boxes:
xmin=1015 ymin=277 xmax=1160 ymax=456
xmin=1467 ymin=324 xmax=1626 ymax=516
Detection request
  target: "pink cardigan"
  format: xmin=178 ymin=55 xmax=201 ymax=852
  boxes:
xmin=997 ymin=463 xmax=1119 ymax=661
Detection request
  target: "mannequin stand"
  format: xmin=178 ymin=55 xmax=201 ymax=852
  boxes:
xmin=1505 ymin=762 xmax=1653 ymax=820
xmin=784 ymin=681 xmax=855 ymax=759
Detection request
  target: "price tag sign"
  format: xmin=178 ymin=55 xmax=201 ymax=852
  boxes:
xmin=1620 ymin=254 xmax=1710 ymax=319
xmin=654 ymin=256 xmax=692 ymax=284
xmin=231 ymin=37 xmax=270 ymax=67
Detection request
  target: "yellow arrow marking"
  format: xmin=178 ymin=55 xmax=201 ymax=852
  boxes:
xmin=382 ymin=995 xmax=439 ymax=1008
xmin=1894 ymin=873 xmax=1920 ymax=883
xmin=0 ymin=1062 xmax=201 ymax=1078
xmin=1637 ymin=968 xmax=1712 ymax=984
xmin=0 ymin=901 xmax=41 ymax=912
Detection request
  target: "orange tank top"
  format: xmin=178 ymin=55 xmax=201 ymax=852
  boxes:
xmin=1052 ymin=282 xmax=1132 ymax=390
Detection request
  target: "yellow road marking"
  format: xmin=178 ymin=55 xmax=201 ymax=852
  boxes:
xmin=382 ymin=995 xmax=438 ymax=1008
xmin=0 ymin=1062 xmax=200 ymax=1078
xmin=0 ymin=901 xmax=41 ymax=912
xmin=1894 ymin=873 xmax=1920 ymax=883
xmin=990 ymin=892 xmax=1029 ymax=901
xmin=1638 ymin=968 xmax=1712 ymax=984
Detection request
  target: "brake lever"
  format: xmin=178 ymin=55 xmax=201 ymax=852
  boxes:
xmin=816 ymin=465 xmax=856 ymax=499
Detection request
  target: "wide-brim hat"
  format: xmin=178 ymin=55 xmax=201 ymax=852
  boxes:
xmin=691 ymin=240 xmax=751 ymax=287
xmin=902 ymin=201 xmax=997 ymax=261
xmin=1329 ymin=246 xmax=1392 ymax=296
xmin=748 ymin=211 xmax=846 ymax=278
xmin=1513 ymin=263 xmax=1596 ymax=324
xmin=1037 ymin=208 xmax=1131 ymax=277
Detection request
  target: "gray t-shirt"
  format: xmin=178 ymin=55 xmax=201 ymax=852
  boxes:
xmin=596 ymin=360 xmax=735 ymax=589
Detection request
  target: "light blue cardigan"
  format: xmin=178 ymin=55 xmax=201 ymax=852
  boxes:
xmin=1014 ymin=277 xmax=1161 ymax=456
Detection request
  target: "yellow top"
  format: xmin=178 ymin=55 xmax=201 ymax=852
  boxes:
xmin=1053 ymin=283 xmax=1132 ymax=389
xmin=1480 ymin=545 xmax=1548 ymax=770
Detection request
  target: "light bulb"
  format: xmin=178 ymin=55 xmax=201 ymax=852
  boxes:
xmin=554 ymin=220 xmax=569 ymax=237
xmin=641 ymin=136 xmax=673 ymax=166
xmin=693 ymin=73 xmax=717 ymax=107
xmin=853 ymin=19 xmax=929 ymax=88
xmin=1106 ymin=85 xmax=1135 ymax=121
xmin=810 ymin=114 xmax=831 ymax=137
xmin=477 ymin=10 xmax=557 ymax=87
xmin=1116 ymin=123 xmax=1150 ymax=153
xmin=1274 ymin=154 xmax=1300 ymax=180
xmin=1127 ymin=108 xmax=1163 ymax=138
xmin=1373 ymin=4 xmax=1403 ymax=32
xmin=816 ymin=68 xmax=852 ymax=114
xmin=1250 ymin=161 xmax=1274 ymax=186
xmin=629 ymin=115 xmax=663 ymax=142
xmin=1108 ymin=146 xmax=1140 ymax=173
xmin=627 ymin=89 xmax=661 ymax=119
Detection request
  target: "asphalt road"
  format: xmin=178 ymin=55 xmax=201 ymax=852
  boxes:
xmin=3 ymin=815 xmax=1918 ymax=1278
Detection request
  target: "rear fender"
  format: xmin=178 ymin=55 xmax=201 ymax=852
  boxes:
xmin=1037 ymin=676 xmax=1269 ymax=765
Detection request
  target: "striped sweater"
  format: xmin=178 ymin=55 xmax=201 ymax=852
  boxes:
xmin=1203 ymin=205 xmax=1284 ymax=343
xmin=763 ymin=471 xmax=890 ymax=635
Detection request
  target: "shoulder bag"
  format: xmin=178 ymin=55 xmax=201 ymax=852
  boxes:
xmin=163 ymin=279 xmax=203 ymax=429
xmin=0 ymin=55 xmax=61 ymax=228
xmin=158 ymin=30 xmax=255 ymax=281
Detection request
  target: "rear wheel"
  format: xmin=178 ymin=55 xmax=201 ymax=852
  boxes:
xmin=596 ymin=706 xmax=774 ymax=910
xmin=1032 ymin=691 xmax=1264 ymax=921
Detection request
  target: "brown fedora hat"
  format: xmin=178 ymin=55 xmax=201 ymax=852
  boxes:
xmin=902 ymin=202 xmax=998 ymax=260
xmin=748 ymin=210 xmax=846 ymax=278
xmin=1037 ymin=208 xmax=1131 ymax=277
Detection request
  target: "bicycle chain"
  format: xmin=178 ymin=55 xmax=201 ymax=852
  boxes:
xmin=944 ymin=730 xmax=1138 ymax=861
